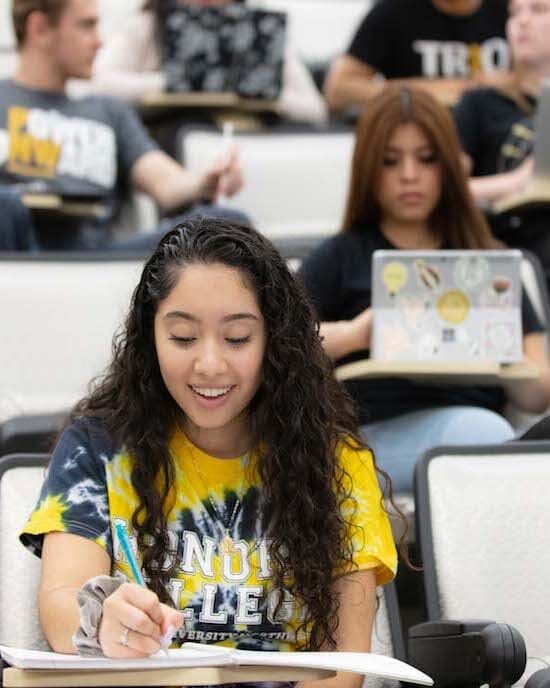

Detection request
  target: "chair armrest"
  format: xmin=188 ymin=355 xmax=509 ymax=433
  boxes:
xmin=526 ymin=669 xmax=550 ymax=688
xmin=0 ymin=412 xmax=66 ymax=455
xmin=408 ymin=620 xmax=526 ymax=688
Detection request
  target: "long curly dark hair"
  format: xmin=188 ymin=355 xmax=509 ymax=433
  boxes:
xmin=72 ymin=217 xmax=391 ymax=649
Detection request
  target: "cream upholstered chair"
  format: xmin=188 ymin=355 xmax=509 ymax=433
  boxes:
xmin=180 ymin=126 xmax=354 ymax=239
xmin=415 ymin=441 xmax=550 ymax=685
xmin=0 ymin=254 xmax=144 ymax=429
xmin=0 ymin=455 xmax=49 ymax=651
xmin=0 ymin=237 xmax=327 ymax=459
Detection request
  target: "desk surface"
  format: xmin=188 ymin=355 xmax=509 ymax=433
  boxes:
xmin=492 ymin=177 xmax=550 ymax=214
xmin=335 ymin=360 xmax=538 ymax=385
xmin=20 ymin=193 xmax=106 ymax=219
xmin=141 ymin=91 xmax=279 ymax=112
xmin=3 ymin=665 xmax=331 ymax=687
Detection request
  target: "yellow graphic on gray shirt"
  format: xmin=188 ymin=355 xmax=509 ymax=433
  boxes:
xmin=3 ymin=106 xmax=116 ymax=187
xmin=8 ymin=107 xmax=61 ymax=177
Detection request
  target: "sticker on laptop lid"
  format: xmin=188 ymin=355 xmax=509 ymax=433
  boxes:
xmin=485 ymin=321 xmax=517 ymax=358
xmin=437 ymin=289 xmax=470 ymax=324
xmin=415 ymin=259 xmax=440 ymax=291
xmin=454 ymin=256 xmax=490 ymax=292
xmin=382 ymin=261 xmax=408 ymax=296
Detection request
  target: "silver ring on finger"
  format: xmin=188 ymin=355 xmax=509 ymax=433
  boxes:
xmin=119 ymin=626 xmax=130 ymax=647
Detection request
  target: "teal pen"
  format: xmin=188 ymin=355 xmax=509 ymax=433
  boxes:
xmin=114 ymin=522 xmax=173 ymax=655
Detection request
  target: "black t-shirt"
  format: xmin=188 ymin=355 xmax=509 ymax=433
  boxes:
xmin=453 ymin=87 xmax=536 ymax=177
xmin=452 ymin=88 xmax=550 ymax=269
xmin=348 ymin=0 xmax=510 ymax=79
xmin=298 ymin=225 xmax=543 ymax=425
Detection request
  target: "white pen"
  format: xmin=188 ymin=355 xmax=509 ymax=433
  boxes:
xmin=160 ymin=625 xmax=176 ymax=655
xmin=219 ymin=121 xmax=235 ymax=199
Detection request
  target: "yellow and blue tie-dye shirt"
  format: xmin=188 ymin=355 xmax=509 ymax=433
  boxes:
xmin=20 ymin=418 xmax=396 ymax=651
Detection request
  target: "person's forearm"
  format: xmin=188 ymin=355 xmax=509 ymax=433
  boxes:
xmin=39 ymin=585 xmax=81 ymax=654
xmin=278 ymin=87 xmax=327 ymax=124
xmin=469 ymin=169 xmax=525 ymax=204
xmin=155 ymin=169 xmax=201 ymax=212
xmin=91 ymin=71 xmax=165 ymax=102
xmin=326 ymin=74 xmax=469 ymax=111
xmin=391 ymin=76 xmax=470 ymax=106
xmin=324 ymin=75 xmax=385 ymax=112
xmin=319 ymin=321 xmax=363 ymax=360
xmin=298 ymin=672 xmax=363 ymax=688
xmin=505 ymin=368 xmax=550 ymax=414
xmin=132 ymin=151 xmax=202 ymax=212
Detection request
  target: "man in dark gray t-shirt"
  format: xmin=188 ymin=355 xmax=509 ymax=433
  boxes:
xmin=2 ymin=0 xmax=244 ymax=250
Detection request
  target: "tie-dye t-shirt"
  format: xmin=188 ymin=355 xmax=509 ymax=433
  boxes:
xmin=20 ymin=418 xmax=396 ymax=651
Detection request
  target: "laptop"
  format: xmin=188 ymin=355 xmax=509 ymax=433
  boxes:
xmin=371 ymin=250 xmax=523 ymax=363
xmin=161 ymin=4 xmax=287 ymax=99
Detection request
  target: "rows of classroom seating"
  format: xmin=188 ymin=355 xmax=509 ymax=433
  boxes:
xmin=0 ymin=0 xmax=366 ymax=240
xmin=2 ymin=246 xmax=549 ymax=456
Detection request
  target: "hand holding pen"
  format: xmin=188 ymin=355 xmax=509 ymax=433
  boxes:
xmin=96 ymin=523 xmax=184 ymax=659
xmin=195 ymin=122 xmax=244 ymax=203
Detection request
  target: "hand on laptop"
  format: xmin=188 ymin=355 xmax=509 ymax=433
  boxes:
xmin=351 ymin=307 xmax=373 ymax=352
xmin=196 ymin=145 xmax=243 ymax=203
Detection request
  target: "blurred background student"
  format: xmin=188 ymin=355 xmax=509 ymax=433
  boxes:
xmin=299 ymin=86 xmax=550 ymax=493
xmin=0 ymin=0 xmax=245 ymax=251
xmin=92 ymin=0 xmax=327 ymax=131
xmin=324 ymin=0 xmax=511 ymax=113
xmin=454 ymin=0 xmax=550 ymax=289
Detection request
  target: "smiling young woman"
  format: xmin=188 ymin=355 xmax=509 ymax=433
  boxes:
xmin=19 ymin=217 xmax=400 ymax=688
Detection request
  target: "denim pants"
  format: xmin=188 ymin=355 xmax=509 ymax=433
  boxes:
xmin=0 ymin=188 xmax=38 ymax=251
xmin=34 ymin=203 xmax=250 ymax=252
xmin=362 ymin=405 xmax=515 ymax=493
xmin=113 ymin=204 xmax=250 ymax=253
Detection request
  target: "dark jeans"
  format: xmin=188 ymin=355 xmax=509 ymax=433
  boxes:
xmin=113 ymin=204 xmax=251 ymax=253
xmin=34 ymin=203 xmax=250 ymax=253
xmin=0 ymin=189 xmax=38 ymax=251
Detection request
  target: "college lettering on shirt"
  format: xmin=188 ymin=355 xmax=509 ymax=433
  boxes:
xmin=113 ymin=522 xmax=301 ymax=644
xmin=412 ymin=38 xmax=510 ymax=77
xmin=0 ymin=106 xmax=116 ymax=186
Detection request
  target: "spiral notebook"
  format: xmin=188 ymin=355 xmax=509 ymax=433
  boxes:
xmin=0 ymin=643 xmax=433 ymax=688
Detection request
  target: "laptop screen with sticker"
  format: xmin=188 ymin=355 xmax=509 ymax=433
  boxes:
xmin=371 ymin=250 xmax=523 ymax=363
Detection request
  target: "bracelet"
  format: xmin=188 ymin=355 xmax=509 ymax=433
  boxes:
xmin=72 ymin=574 xmax=125 ymax=656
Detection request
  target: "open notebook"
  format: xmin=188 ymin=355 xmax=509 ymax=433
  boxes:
xmin=0 ymin=643 xmax=433 ymax=685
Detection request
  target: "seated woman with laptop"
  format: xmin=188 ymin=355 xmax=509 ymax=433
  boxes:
xmin=299 ymin=86 xmax=550 ymax=493
xmin=91 ymin=0 xmax=327 ymax=126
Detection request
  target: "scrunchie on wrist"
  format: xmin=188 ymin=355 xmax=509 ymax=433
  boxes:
xmin=72 ymin=574 xmax=125 ymax=656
